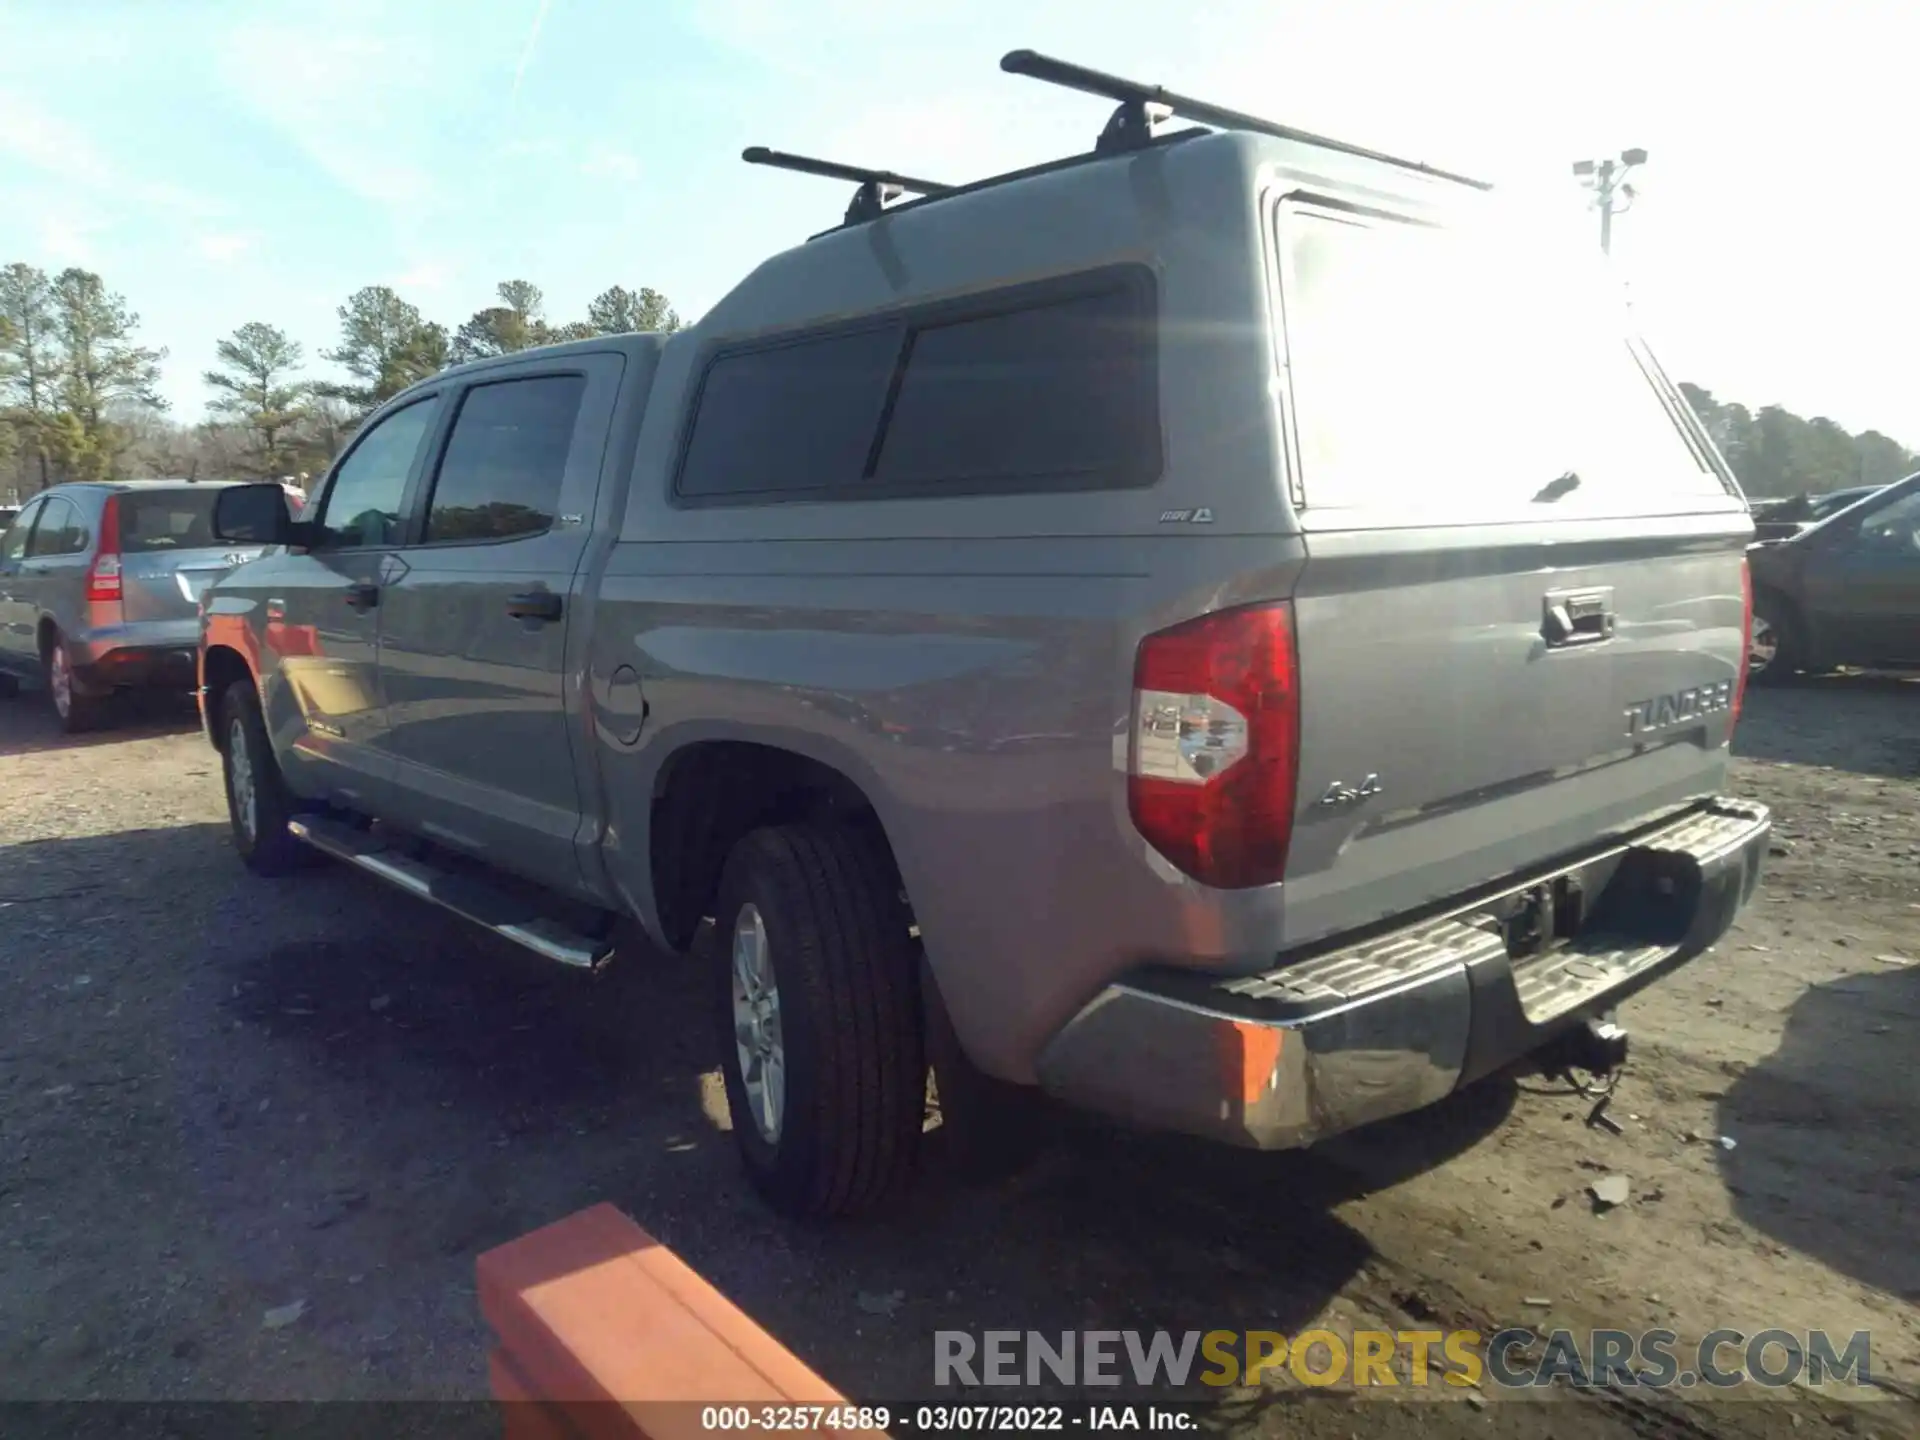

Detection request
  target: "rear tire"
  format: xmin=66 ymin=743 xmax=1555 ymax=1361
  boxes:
xmin=220 ymin=679 xmax=308 ymax=877
xmin=713 ymin=823 xmax=924 ymax=1219
xmin=42 ymin=632 xmax=105 ymax=734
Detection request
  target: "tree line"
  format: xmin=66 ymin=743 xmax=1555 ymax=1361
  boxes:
xmin=1678 ymin=384 xmax=1914 ymax=500
xmin=4 ymin=257 xmax=1913 ymax=503
xmin=0 ymin=261 xmax=679 ymax=497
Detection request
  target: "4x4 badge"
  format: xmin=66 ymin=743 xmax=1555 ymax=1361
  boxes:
xmin=1319 ymin=774 xmax=1383 ymax=808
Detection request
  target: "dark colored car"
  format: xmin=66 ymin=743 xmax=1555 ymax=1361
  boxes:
xmin=1747 ymin=471 xmax=1920 ymax=681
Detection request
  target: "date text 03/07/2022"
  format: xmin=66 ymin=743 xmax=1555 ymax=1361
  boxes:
xmin=697 ymin=1405 xmax=1196 ymax=1432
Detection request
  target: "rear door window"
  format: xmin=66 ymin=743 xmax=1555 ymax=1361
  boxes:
xmin=1276 ymin=202 xmax=1733 ymax=523
xmin=117 ymin=490 xmax=220 ymax=552
xmin=422 ymin=375 xmax=586 ymax=542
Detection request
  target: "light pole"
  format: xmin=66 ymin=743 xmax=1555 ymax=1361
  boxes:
xmin=1572 ymin=148 xmax=1647 ymax=256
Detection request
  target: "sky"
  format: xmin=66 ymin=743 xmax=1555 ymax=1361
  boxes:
xmin=1 ymin=0 xmax=1916 ymax=442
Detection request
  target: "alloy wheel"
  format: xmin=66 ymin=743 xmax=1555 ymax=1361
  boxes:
xmin=729 ymin=902 xmax=786 ymax=1144
xmin=228 ymin=715 xmax=258 ymax=842
xmin=48 ymin=643 xmax=72 ymax=719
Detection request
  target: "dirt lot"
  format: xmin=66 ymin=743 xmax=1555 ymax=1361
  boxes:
xmin=1 ymin=678 xmax=1915 ymax=1437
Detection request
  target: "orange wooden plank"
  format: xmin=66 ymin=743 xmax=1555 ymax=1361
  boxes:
xmin=626 ymin=1239 xmax=844 ymax=1401
xmin=491 ymin=1348 xmax=586 ymax=1440
xmin=478 ymin=1203 xmax=880 ymax=1440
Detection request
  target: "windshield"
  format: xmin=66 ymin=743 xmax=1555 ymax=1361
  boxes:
xmin=1278 ymin=202 xmax=1737 ymax=523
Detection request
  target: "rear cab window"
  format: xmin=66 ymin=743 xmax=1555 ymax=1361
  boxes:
xmin=1273 ymin=198 xmax=1738 ymax=527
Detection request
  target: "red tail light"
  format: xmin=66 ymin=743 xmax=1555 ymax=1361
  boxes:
xmin=85 ymin=495 xmax=123 ymax=605
xmin=1128 ymin=602 xmax=1301 ymax=889
xmin=1730 ymin=556 xmax=1752 ymax=739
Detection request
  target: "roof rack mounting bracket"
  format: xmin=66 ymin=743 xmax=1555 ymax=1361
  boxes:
xmin=741 ymin=146 xmax=954 ymax=229
xmin=844 ymin=179 xmax=900 ymax=226
xmin=1097 ymin=98 xmax=1173 ymax=155
xmin=999 ymin=48 xmax=1492 ymax=191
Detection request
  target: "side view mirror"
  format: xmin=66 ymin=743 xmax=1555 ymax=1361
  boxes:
xmin=213 ymin=483 xmax=310 ymax=546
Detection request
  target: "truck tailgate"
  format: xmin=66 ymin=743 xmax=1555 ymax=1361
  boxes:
xmin=1282 ymin=517 xmax=1749 ymax=944
xmin=1267 ymin=192 xmax=1753 ymax=947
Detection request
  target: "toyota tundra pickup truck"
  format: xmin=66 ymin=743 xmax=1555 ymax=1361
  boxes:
xmin=198 ymin=51 xmax=1768 ymax=1218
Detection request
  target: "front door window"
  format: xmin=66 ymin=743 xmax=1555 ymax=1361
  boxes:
xmin=313 ymin=399 xmax=440 ymax=549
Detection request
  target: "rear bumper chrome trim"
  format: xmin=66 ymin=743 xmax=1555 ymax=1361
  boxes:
xmin=1035 ymin=798 xmax=1770 ymax=1149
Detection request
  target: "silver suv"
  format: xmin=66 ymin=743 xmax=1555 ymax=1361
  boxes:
xmin=0 ymin=481 xmax=282 ymax=732
xmin=197 ymin=51 xmax=1771 ymax=1219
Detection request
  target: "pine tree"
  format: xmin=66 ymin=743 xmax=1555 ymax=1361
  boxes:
xmin=50 ymin=267 xmax=167 ymax=482
xmin=452 ymin=279 xmax=552 ymax=362
xmin=204 ymin=322 xmax=310 ymax=479
xmin=0 ymin=263 xmax=66 ymax=490
xmin=584 ymin=284 xmax=681 ymax=335
xmin=319 ymin=286 xmax=449 ymax=414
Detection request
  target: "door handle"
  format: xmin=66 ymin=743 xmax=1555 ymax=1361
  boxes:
xmin=1542 ymin=587 xmax=1615 ymax=647
xmin=506 ymin=591 xmax=563 ymax=622
xmin=343 ymin=581 xmax=380 ymax=612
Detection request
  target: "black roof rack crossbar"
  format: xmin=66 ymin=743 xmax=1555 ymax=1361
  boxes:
xmin=999 ymin=50 xmax=1493 ymax=191
xmin=742 ymin=146 xmax=956 ymax=225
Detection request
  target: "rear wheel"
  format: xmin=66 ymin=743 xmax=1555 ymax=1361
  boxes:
xmin=42 ymin=632 xmax=105 ymax=734
xmin=713 ymin=823 xmax=924 ymax=1218
xmin=220 ymin=679 xmax=308 ymax=876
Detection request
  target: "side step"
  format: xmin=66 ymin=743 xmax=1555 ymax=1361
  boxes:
xmin=287 ymin=815 xmax=614 ymax=970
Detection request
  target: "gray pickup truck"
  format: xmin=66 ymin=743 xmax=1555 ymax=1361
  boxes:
xmin=198 ymin=52 xmax=1770 ymax=1218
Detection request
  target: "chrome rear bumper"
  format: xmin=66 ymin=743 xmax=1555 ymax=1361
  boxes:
xmin=1036 ymin=798 xmax=1771 ymax=1150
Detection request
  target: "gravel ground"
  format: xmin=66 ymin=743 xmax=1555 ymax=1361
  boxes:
xmin=1 ymin=678 xmax=1915 ymax=1439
